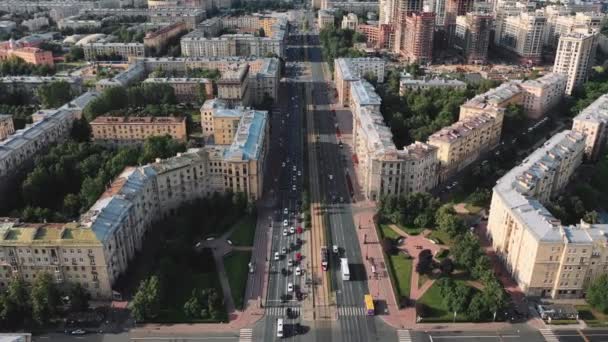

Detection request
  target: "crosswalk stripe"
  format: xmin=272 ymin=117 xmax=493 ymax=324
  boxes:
xmin=265 ymin=306 xmax=301 ymax=317
xmin=239 ymin=328 xmax=253 ymax=342
xmin=397 ymin=329 xmax=412 ymax=342
xmin=337 ymin=306 xmax=366 ymax=317
xmin=539 ymin=328 xmax=559 ymax=342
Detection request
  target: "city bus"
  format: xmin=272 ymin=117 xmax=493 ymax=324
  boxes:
xmin=364 ymin=294 xmax=375 ymax=316
xmin=340 ymin=258 xmax=350 ymax=281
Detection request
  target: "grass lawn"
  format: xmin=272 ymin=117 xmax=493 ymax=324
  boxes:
xmin=388 ymin=254 xmax=412 ymax=298
xmin=224 ymin=251 xmax=252 ymax=310
xmin=428 ymin=230 xmax=454 ymax=245
xmin=435 ymin=249 xmax=449 ymax=260
xmin=380 ymin=224 xmax=401 ymax=240
xmin=576 ymin=305 xmax=608 ymax=327
xmin=229 ymin=216 xmax=257 ymax=246
xmin=418 ymin=273 xmax=431 ymax=288
xmin=417 ymin=280 xmax=477 ymax=322
xmin=400 ymin=225 xmax=425 ymax=236
xmin=547 ymin=319 xmax=579 ymax=325
xmin=464 ymin=203 xmax=483 ymax=215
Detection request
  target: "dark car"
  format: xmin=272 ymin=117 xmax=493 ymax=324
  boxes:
xmin=296 ymin=238 xmax=302 ymax=245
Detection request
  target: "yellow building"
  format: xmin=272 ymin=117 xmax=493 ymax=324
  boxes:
xmin=572 ymin=93 xmax=608 ymax=161
xmin=90 ymin=116 xmax=187 ymax=145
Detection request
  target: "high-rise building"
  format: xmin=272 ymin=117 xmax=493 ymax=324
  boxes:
xmin=341 ymin=13 xmax=359 ymax=30
xmin=399 ymin=12 xmax=435 ymax=64
xmin=444 ymin=0 xmax=474 ymax=41
xmin=553 ymin=28 xmax=598 ymax=96
xmin=454 ymin=12 xmax=493 ymax=64
xmin=572 ymin=94 xmax=608 ymax=161
xmin=497 ymin=11 xmax=546 ymax=64
xmin=379 ymin=0 xmax=398 ymax=24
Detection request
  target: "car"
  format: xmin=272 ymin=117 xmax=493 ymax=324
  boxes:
xmin=290 ymin=226 xmax=295 ymax=234
xmin=71 ymin=329 xmax=86 ymax=335
xmin=295 ymin=252 xmax=302 ymax=261
xmin=283 ymin=229 xmax=288 ymax=236
xmin=397 ymin=237 xmax=406 ymax=245
xmin=296 ymin=226 xmax=303 ymax=234
xmin=287 ymin=282 xmax=294 ymax=292
xmin=282 ymin=162 xmax=286 ymax=167
xmin=296 ymin=237 xmax=302 ymax=245
xmin=281 ymin=247 xmax=287 ymax=254
xmin=284 ymin=208 xmax=289 ymax=215
xmin=332 ymin=245 xmax=339 ymax=254
xmin=227 ymin=239 xmax=233 ymax=245
xmin=328 ymin=174 xmax=333 ymax=180
xmin=281 ymin=268 xmax=288 ymax=276
xmin=288 ymin=259 xmax=294 ymax=267
xmin=293 ymin=165 xmax=297 ymax=171
xmin=274 ymin=252 xmax=280 ymax=261
xmin=297 ymin=170 xmax=302 ymax=176
xmin=290 ymin=242 xmax=296 ymax=250
xmin=339 ymin=197 xmax=344 ymax=203
xmin=286 ymin=307 xmax=293 ymax=317
xmin=205 ymin=236 xmax=215 ymax=241
xmin=249 ymin=262 xmax=255 ymax=273
xmin=295 ymin=266 xmax=302 ymax=276
xmin=283 ymin=219 xmax=288 ymax=227
xmin=292 ymin=185 xmax=296 ymax=191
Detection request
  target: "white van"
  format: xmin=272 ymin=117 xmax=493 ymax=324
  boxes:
xmin=277 ymin=318 xmax=284 ymax=338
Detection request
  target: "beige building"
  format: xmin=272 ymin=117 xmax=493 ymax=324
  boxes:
xmin=545 ymin=11 xmax=604 ymax=48
xmin=454 ymin=12 xmax=493 ymax=64
xmin=83 ymin=43 xmax=145 ymax=61
xmin=318 ymin=9 xmax=335 ymax=29
xmin=399 ymin=74 xmax=466 ymax=94
xmin=0 ymin=115 xmax=14 ymax=141
xmin=497 ymin=11 xmax=546 ymax=64
xmin=341 ymin=13 xmax=359 ymax=30
xmin=143 ymin=22 xmax=188 ymax=52
xmin=200 ymin=99 xmax=243 ymax=144
xmin=520 ymin=73 xmax=567 ymax=119
xmin=217 ymin=64 xmax=250 ymax=106
xmin=486 ymin=130 xmax=608 ymax=299
xmin=572 ymin=94 xmax=608 ymax=160
xmin=553 ymin=28 xmax=598 ymax=96
xmin=90 ymin=116 xmax=187 ymax=145
xmin=334 ymin=58 xmax=385 ymax=107
xmin=143 ymin=77 xmax=213 ymax=102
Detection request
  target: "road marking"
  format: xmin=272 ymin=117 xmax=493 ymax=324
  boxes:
xmin=337 ymin=306 xmax=366 ymax=317
xmin=131 ymin=337 xmax=235 ymax=340
xmin=397 ymin=329 xmax=412 ymax=342
xmin=540 ymin=328 xmax=559 ymax=342
xmin=430 ymin=336 xmax=520 ymax=339
xmin=239 ymin=328 xmax=253 ymax=342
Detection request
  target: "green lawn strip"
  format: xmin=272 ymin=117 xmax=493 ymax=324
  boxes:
xmin=547 ymin=319 xmax=579 ymax=325
xmin=224 ymin=251 xmax=252 ymax=310
xmin=380 ymin=224 xmax=401 ymax=240
xmin=418 ymin=273 xmax=431 ymax=288
xmin=428 ymin=230 xmax=453 ymax=245
xmin=375 ymin=224 xmax=403 ymax=307
xmin=388 ymin=254 xmax=412 ymax=298
xmin=229 ymin=216 xmax=257 ymax=246
xmin=400 ymin=225 xmax=425 ymax=236
xmin=417 ymin=279 xmax=477 ymax=322
xmin=464 ymin=203 xmax=483 ymax=215
xmin=576 ymin=305 xmax=608 ymax=327
xmin=435 ymin=249 xmax=449 ymax=260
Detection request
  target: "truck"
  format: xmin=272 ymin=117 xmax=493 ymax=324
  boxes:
xmin=321 ymin=246 xmax=328 ymax=271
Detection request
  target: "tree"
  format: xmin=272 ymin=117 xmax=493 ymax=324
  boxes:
xmin=65 ymin=46 xmax=84 ymax=62
xmin=439 ymin=258 xmax=454 ymax=275
xmin=503 ymin=104 xmax=526 ymax=134
xmin=1 ymin=278 xmax=30 ymax=327
xmin=442 ymin=281 xmax=472 ymax=314
xmin=197 ymin=83 xmax=208 ymax=104
xmin=587 ymin=274 xmax=608 ymax=313
xmin=583 ymin=210 xmax=600 ymax=224
xmin=31 ymin=273 xmax=60 ymax=325
xmin=68 ymin=283 xmax=90 ymax=312
xmin=131 ymin=275 xmax=161 ymax=321
xmin=416 ymin=255 xmax=434 ymax=275
xmin=471 ymin=255 xmax=492 ymax=280
xmin=467 ymin=292 xmax=490 ymax=321
xmin=184 ymin=291 xmax=203 ymax=318
xmin=138 ymin=135 xmax=186 ymax=164
xmin=70 ymin=117 xmax=91 ymax=142
xmin=37 ymin=81 xmax=73 ymax=109
xmin=468 ymin=188 xmax=492 ymax=207
xmin=451 ymin=233 xmax=483 ymax=269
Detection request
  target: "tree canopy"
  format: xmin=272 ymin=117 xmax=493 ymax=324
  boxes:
xmin=0 ymin=56 xmax=55 ymax=76
xmin=319 ymin=27 xmax=366 ymax=69
xmin=587 ymin=274 xmax=608 ymax=313
xmin=37 ymin=80 xmax=73 ymax=109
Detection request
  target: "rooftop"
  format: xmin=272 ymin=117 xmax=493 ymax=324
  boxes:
xmin=0 ymin=221 xmax=100 ymax=246
xmin=224 ymin=109 xmax=267 ymax=161
xmin=90 ymin=116 xmax=185 ymax=124
xmin=573 ymin=93 xmax=608 ymax=124
xmin=428 ymin=113 xmax=495 ymax=143
xmin=463 ymin=81 xmax=522 ymax=110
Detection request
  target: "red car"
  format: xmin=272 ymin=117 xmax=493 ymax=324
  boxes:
xmin=296 ymin=226 xmax=303 ymax=234
xmin=295 ymin=253 xmax=302 ymax=261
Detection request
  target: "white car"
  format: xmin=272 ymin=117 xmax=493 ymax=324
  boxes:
xmin=282 ymin=162 xmax=286 ymax=167
xmin=283 ymin=229 xmax=288 ymax=236
xmin=290 ymin=226 xmax=295 ymax=234
xmin=283 ymin=219 xmax=288 ymax=227
xmin=328 ymin=174 xmax=333 ymax=180
xmin=287 ymin=282 xmax=294 ymax=292
xmin=284 ymin=208 xmax=289 ymax=215
xmin=292 ymin=185 xmax=296 ymax=191
xmin=281 ymin=247 xmax=287 ymax=255
xmin=288 ymin=259 xmax=293 ymax=267
xmin=332 ymin=245 xmax=339 ymax=254
xmin=295 ymin=267 xmax=302 ymax=276
xmin=293 ymin=166 xmax=297 ymax=171
xmin=274 ymin=252 xmax=280 ymax=261
xmin=297 ymin=171 xmax=302 ymax=176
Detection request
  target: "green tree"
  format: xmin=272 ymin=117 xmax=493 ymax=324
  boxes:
xmin=467 ymin=292 xmax=490 ymax=321
xmin=138 ymin=135 xmax=186 ymax=164
xmin=65 ymin=46 xmax=85 ymax=62
xmin=1 ymin=278 xmax=30 ymax=327
xmin=183 ymin=290 xmax=203 ymax=318
xmin=37 ymin=81 xmax=73 ymax=109
xmin=68 ymin=283 xmax=90 ymax=312
xmin=31 ymin=273 xmax=60 ymax=325
xmin=583 ymin=210 xmax=600 ymax=224
xmin=503 ymin=104 xmax=526 ymax=134
xmin=132 ymin=275 xmax=161 ymax=321
xmin=471 ymin=255 xmax=492 ymax=280
xmin=587 ymin=274 xmax=608 ymax=313
xmin=451 ymin=233 xmax=483 ymax=268
xmin=70 ymin=117 xmax=91 ymax=142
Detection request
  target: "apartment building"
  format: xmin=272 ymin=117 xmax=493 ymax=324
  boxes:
xmin=0 ymin=76 xmax=83 ymax=101
xmin=143 ymin=22 xmax=188 ymax=52
xmin=399 ymin=74 xmax=466 ymax=94
xmin=0 ymin=47 xmax=53 ymax=66
xmin=149 ymin=8 xmax=206 ymax=30
xmin=22 ymin=17 xmax=49 ymax=31
xmin=428 ymin=113 xmax=498 ymax=180
xmin=545 ymin=11 xmax=604 ymax=48
xmin=553 ymin=28 xmax=598 ymax=96
xmin=398 ymin=12 xmax=435 ymax=64
xmin=497 ymin=11 xmax=546 ymax=64
xmin=334 ymin=58 xmax=385 ymax=107
xmin=96 ymin=61 xmax=146 ymax=91
xmin=143 ymin=77 xmax=213 ymax=102
xmin=0 ymin=115 xmax=14 ymax=141
xmin=83 ymin=43 xmax=145 ymax=61
xmin=318 ymin=9 xmax=335 ymax=29
xmin=520 ymin=73 xmax=567 ymax=119
xmin=486 ymin=130 xmax=608 ymax=299
xmin=217 ymin=64 xmax=250 ymax=106
xmin=200 ymin=99 xmax=239 ymax=143
xmin=341 ymin=13 xmax=359 ymax=30
xmin=58 ymin=17 xmax=101 ymax=30
xmin=572 ymin=94 xmax=608 ymax=160
xmin=90 ymin=116 xmax=187 ymax=145
xmin=460 ymin=81 xmax=522 ymax=120
xmin=357 ymin=23 xmax=394 ymax=50
xmin=454 ymin=12 xmax=493 ymax=64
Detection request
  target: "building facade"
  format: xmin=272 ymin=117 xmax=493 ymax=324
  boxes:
xmin=90 ymin=116 xmax=188 ymax=145
xmin=454 ymin=12 xmax=493 ymax=64
xmin=0 ymin=115 xmax=14 ymax=141
xmin=553 ymin=28 xmax=598 ymax=96
xmin=143 ymin=77 xmax=213 ymax=102
xmin=334 ymin=58 xmax=385 ymax=107
xmin=399 ymin=12 xmax=435 ymax=64
xmin=497 ymin=11 xmax=546 ymax=64
xmin=572 ymin=94 xmax=608 ymax=160
xmin=143 ymin=22 xmax=188 ymax=52
xmin=83 ymin=43 xmax=145 ymax=61
xmin=0 ymin=47 xmax=53 ymax=66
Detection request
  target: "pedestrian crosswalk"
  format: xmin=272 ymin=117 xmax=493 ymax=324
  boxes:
xmin=397 ymin=329 xmax=412 ymax=342
xmin=337 ymin=306 xmax=367 ymax=317
xmin=239 ymin=328 xmax=253 ymax=342
xmin=266 ymin=306 xmax=301 ymax=317
xmin=539 ymin=328 xmax=559 ymax=342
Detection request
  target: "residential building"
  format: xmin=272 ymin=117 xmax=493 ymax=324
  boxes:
xmin=327 ymin=1 xmax=379 ymax=16
xmin=0 ymin=47 xmax=54 ymax=66
xmin=486 ymin=130 xmax=608 ymax=299
xmin=83 ymin=43 xmax=145 ymax=61
xmin=143 ymin=77 xmax=213 ymax=102
xmin=334 ymin=58 xmax=385 ymax=107
xmin=460 ymin=81 xmax=522 ymax=119
xmin=0 ymin=76 xmax=83 ymax=101
xmin=58 ymin=17 xmax=101 ymax=30
xmin=399 ymin=73 xmax=466 ymax=94
xmin=342 ymin=13 xmax=359 ymax=30
xmin=0 ymin=115 xmax=14 ymax=141
xmin=149 ymin=8 xmax=206 ymax=30
xmin=399 ymin=12 xmax=435 ymax=64
xmin=22 ymin=17 xmax=49 ymax=31
xmin=520 ymin=73 xmax=567 ymax=119
xmin=379 ymin=0 xmax=398 ymax=24
xmin=545 ymin=11 xmax=604 ymax=48
xmin=200 ymin=99 xmax=239 ymax=143
xmin=96 ymin=61 xmax=146 ymax=91
xmin=90 ymin=116 xmax=188 ymax=145
xmin=357 ymin=23 xmax=394 ymax=50
xmin=318 ymin=9 xmax=335 ymax=29
xmin=143 ymin=22 xmax=188 ymax=52
xmin=444 ymin=0 xmax=474 ymax=40
xmin=572 ymin=94 xmax=608 ymax=160
xmin=553 ymin=28 xmax=598 ymax=96
xmin=497 ymin=11 xmax=547 ymax=64
xmin=217 ymin=64 xmax=250 ymax=106
xmin=454 ymin=12 xmax=493 ymax=64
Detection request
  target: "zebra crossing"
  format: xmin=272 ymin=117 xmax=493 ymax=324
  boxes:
xmin=337 ymin=306 xmax=367 ymax=317
xmin=539 ymin=328 xmax=559 ymax=342
xmin=397 ymin=329 xmax=412 ymax=342
xmin=238 ymin=328 xmax=253 ymax=342
xmin=266 ymin=306 xmax=301 ymax=317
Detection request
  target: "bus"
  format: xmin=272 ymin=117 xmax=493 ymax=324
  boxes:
xmin=364 ymin=294 xmax=375 ymax=316
xmin=340 ymin=258 xmax=350 ymax=281
xmin=277 ymin=318 xmax=284 ymax=338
